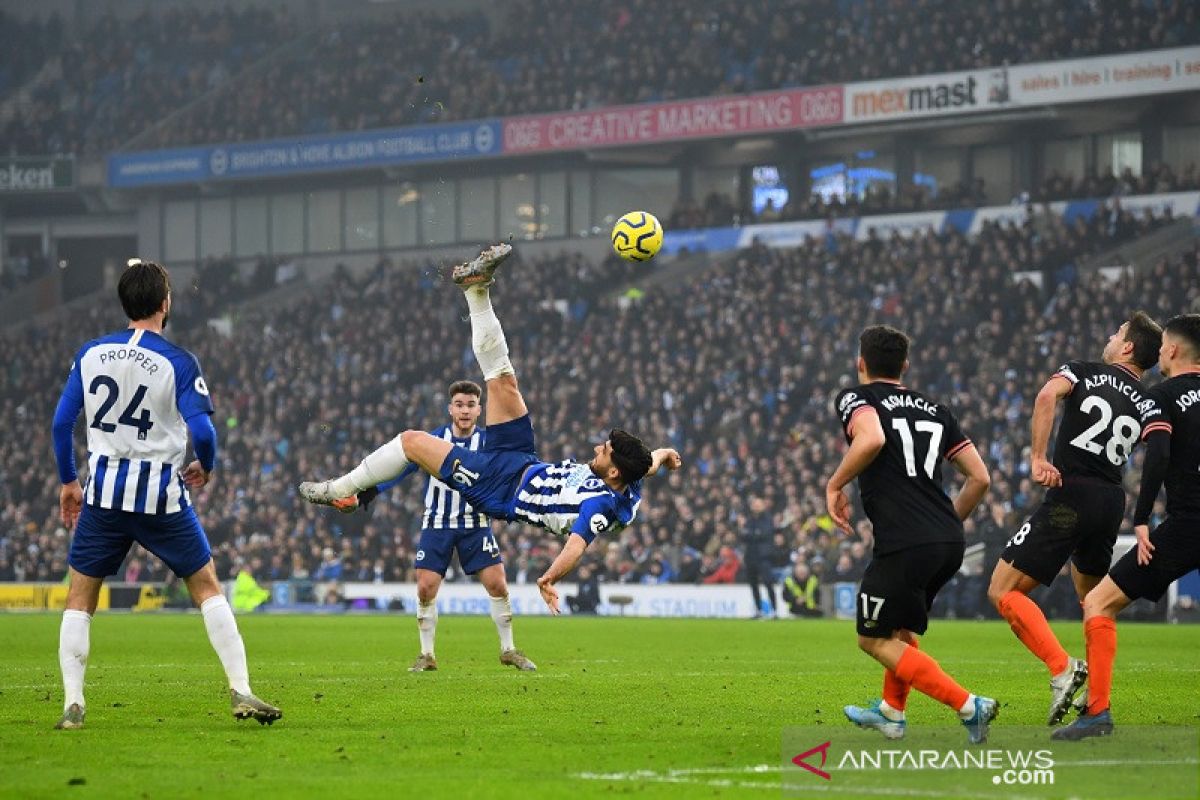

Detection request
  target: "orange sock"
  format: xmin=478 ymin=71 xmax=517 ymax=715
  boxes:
xmin=882 ymin=640 xmax=917 ymax=711
xmin=894 ymin=645 xmax=970 ymax=711
xmin=1084 ymin=616 xmax=1116 ymax=716
xmin=997 ymin=590 xmax=1069 ymax=675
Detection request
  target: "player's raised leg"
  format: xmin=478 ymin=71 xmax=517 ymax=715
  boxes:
xmin=988 ymin=558 xmax=1087 ymax=725
xmin=477 ymin=563 xmax=536 ymax=671
xmin=55 ymin=567 xmax=103 ymax=730
xmin=410 ymin=567 xmax=443 ymax=672
xmin=452 ymin=244 xmax=528 ymax=427
xmin=183 ymin=560 xmax=282 ymax=725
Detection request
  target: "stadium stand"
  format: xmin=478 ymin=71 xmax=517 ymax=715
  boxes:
xmin=3 ymin=202 xmax=1196 ymax=623
xmin=2 ymin=0 xmax=1196 ymax=156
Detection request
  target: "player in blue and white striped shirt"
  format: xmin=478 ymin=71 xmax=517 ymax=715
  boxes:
xmin=50 ymin=259 xmax=279 ymax=730
xmin=301 ymin=243 xmax=682 ymax=615
xmin=335 ymin=380 xmax=537 ymax=672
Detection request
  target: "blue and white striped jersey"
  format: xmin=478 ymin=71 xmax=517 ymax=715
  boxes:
xmin=56 ymin=329 xmax=214 ymax=514
xmin=382 ymin=426 xmax=489 ymax=529
xmin=511 ymin=460 xmax=643 ymax=543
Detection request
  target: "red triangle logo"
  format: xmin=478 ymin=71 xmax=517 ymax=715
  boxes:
xmin=792 ymin=741 xmax=832 ymax=780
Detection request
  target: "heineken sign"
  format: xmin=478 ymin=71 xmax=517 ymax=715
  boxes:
xmin=0 ymin=157 xmax=75 ymax=192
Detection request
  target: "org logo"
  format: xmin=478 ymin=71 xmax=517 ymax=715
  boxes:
xmin=838 ymin=392 xmax=859 ymax=413
xmin=209 ymin=148 xmax=229 ymax=176
xmin=474 ymin=124 xmax=495 ymax=153
xmin=589 ymin=513 xmax=608 ymax=534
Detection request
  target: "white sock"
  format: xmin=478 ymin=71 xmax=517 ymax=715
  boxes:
xmin=879 ymin=700 xmax=905 ymax=722
xmin=465 ymin=287 xmax=514 ymax=380
xmin=490 ymin=595 xmax=515 ymax=651
xmin=200 ymin=595 xmax=252 ymax=695
xmin=331 ymin=434 xmax=410 ymax=496
xmin=59 ymin=609 xmax=91 ymax=710
xmin=417 ymin=600 xmax=438 ymax=656
xmin=957 ymin=693 xmax=977 ymax=720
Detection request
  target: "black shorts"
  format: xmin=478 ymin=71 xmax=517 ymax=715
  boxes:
xmin=1109 ymin=515 xmax=1200 ymax=602
xmin=856 ymin=542 xmax=964 ymax=638
xmin=1001 ymin=480 xmax=1125 ymax=585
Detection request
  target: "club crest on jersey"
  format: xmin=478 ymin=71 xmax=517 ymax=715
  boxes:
xmin=450 ymin=459 xmax=480 ymax=487
xmin=589 ymin=513 xmax=608 ymax=534
xmin=582 ymin=477 xmax=604 ymax=492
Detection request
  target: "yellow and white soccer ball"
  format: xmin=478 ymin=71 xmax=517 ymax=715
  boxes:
xmin=611 ymin=211 xmax=664 ymax=262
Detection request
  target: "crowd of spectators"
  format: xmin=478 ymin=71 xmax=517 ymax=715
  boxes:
xmin=2 ymin=199 xmax=1197 ymax=622
xmin=670 ymin=161 xmax=1200 ymax=233
xmin=3 ymin=0 xmax=1197 ymax=156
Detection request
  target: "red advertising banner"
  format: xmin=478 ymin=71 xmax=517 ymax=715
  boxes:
xmin=503 ymin=86 xmax=843 ymax=153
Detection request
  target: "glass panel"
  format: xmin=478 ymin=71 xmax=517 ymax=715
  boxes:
xmin=593 ymin=168 xmax=678 ymax=231
xmin=163 ymin=200 xmax=196 ymax=264
xmin=570 ymin=170 xmax=593 ymax=236
xmin=459 ymin=176 xmax=496 ymax=242
xmin=306 ymin=189 xmax=341 ymax=253
xmin=691 ymin=166 xmax=740 ymax=226
xmin=913 ymin=147 xmax=964 ymax=202
xmin=270 ymin=193 xmax=304 ymax=256
xmin=420 ymin=179 xmax=456 ymax=245
xmin=383 ymin=183 xmax=418 ymax=248
xmin=499 ymin=173 xmax=536 ymax=240
xmin=234 ymin=196 xmax=268 ymax=258
xmin=537 ymin=171 xmax=566 ymax=239
xmin=1041 ymin=138 xmax=1086 ymax=185
xmin=198 ymin=198 xmax=232 ymax=259
xmin=1163 ymin=125 xmax=1200 ymax=175
xmin=971 ymin=145 xmax=1013 ymax=204
xmin=344 ymin=187 xmax=379 ymax=250
xmin=1096 ymin=131 xmax=1142 ymax=178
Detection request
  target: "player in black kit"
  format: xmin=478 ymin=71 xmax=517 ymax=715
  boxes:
xmin=987 ymin=312 xmax=1164 ymax=726
xmin=1055 ymin=314 xmax=1200 ymax=740
xmin=828 ymin=326 xmax=997 ymax=744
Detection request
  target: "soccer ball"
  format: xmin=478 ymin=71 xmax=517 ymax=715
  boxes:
xmin=611 ymin=211 xmax=664 ymax=262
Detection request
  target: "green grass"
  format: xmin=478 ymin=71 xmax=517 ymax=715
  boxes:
xmin=0 ymin=614 xmax=1197 ymax=799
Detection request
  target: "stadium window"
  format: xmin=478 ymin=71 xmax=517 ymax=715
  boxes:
xmin=971 ymin=145 xmax=1014 ymax=204
xmin=913 ymin=147 xmax=964 ymax=202
xmin=198 ymin=198 xmax=232 ymax=260
xmin=1095 ymin=131 xmax=1142 ymax=178
xmin=306 ymin=190 xmax=342 ymax=254
xmin=419 ymin=179 xmax=456 ymax=246
xmin=270 ymin=193 xmax=304 ymax=256
xmin=383 ymin=183 xmax=418 ymax=249
xmin=234 ymin=196 xmax=268 ymax=258
xmin=593 ymin=169 xmax=678 ymax=231
xmin=344 ymin=187 xmax=380 ymax=251
xmin=811 ymin=152 xmax=895 ymax=204
xmin=1163 ymin=125 xmax=1200 ymax=175
xmin=460 ymin=177 xmax=497 ymax=242
xmin=163 ymin=200 xmax=197 ymax=264
xmin=1042 ymin=138 xmax=1086 ymax=184
xmin=569 ymin=171 xmax=593 ymax=237
xmin=499 ymin=174 xmax=536 ymax=241
xmin=537 ymin=172 xmax=566 ymax=239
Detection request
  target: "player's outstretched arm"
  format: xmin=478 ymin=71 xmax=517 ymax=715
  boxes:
xmin=1030 ymin=376 xmax=1071 ymax=487
xmin=949 ymin=444 xmax=991 ymax=521
xmin=649 ymin=448 xmax=683 ymax=474
xmin=536 ymin=533 xmax=589 ymax=615
xmin=825 ymin=406 xmax=886 ymax=533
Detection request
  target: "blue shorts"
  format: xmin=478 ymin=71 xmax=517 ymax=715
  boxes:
xmin=438 ymin=415 xmax=538 ymax=520
xmin=70 ymin=504 xmax=212 ymax=579
xmin=414 ymin=527 xmax=502 ymax=576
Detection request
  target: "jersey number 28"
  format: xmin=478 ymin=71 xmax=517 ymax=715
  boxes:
xmin=1069 ymin=396 xmax=1139 ymax=466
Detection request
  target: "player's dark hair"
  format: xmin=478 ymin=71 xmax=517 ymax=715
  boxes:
xmin=1164 ymin=313 xmax=1200 ymax=359
xmin=609 ymin=428 xmax=653 ymax=486
xmin=1123 ymin=311 xmax=1163 ymax=370
xmin=118 ymin=259 xmax=170 ymax=321
xmin=859 ymin=325 xmax=910 ymax=380
xmin=447 ymin=380 xmax=482 ymax=399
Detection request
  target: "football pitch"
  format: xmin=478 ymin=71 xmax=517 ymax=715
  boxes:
xmin=1 ymin=614 xmax=1196 ymax=799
